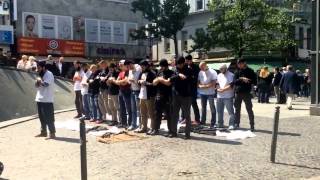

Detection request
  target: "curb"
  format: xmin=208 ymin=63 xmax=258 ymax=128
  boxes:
xmin=0 ymin=108 xmax=76 ymax=130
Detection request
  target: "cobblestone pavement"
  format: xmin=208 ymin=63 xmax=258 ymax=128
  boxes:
xmin=0 ymin=98 xmax=319 ymax=180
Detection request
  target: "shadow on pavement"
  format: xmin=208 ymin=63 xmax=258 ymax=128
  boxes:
xmin=54 ymin=137 xmax=80 ymax=144
xmin=0 ymin=178 xmax=9 ymax=180
xmin=251 ymin=129 xmax=301 ymax=137
xmin=188 ymin=136 xmax=242 ymax=145
xmin=275 ymin=162 xmax=320 ymax=170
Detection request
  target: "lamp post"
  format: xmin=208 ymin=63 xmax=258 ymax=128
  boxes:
xmin=310 ymin=0 xmax=320 ymax=115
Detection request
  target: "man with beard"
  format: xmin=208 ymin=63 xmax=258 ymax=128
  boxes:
xmin=185 ymin=55 xmax=200 ymax=124
xmin=135 ymin=60 xmax=157 ymax=134
xmin=153 ymin=59 xmax=174 ymax=136
xmin=97 ymin=60 xmax=110 ymax=122
xmin=73 ymin=60 xmax=84 ymax=118
xmin=160 ymin=56 xmax=193 ymax=139
xmin=34 ymin=61 xmax=56 ymax=139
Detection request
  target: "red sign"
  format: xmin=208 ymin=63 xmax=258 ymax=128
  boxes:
xmin=18 ymin=37 xmax=85 ymax=57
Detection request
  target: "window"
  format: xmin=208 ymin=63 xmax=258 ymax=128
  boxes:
xmin=299 ymin=27 xmax=304 ymax=49
xmin=307 ymin=28 xmax=311 ymax=50
xmin=164 ymin=38 xmax=171 ymax=53
xmin=181 ymin=31 xmax=188 ymax=51
xmin=196 ymin=0 xmax=203 ymax=10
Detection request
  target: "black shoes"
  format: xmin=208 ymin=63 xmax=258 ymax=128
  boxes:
xmin=147 ymin=129 xmax=159 ymax=136
xmin=167 ymin=133 xmax=177 ymax=138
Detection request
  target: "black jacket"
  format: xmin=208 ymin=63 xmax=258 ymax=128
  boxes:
xmin=156 ymin=69 xmax=174 ymax=98
xmin=87 ymin=71 xmax=101 ymax=95
xmin=258 ymin=74 xmax=273 ymax=90
xmin=107 ymin=71 xmax=119 ymax=95
xmin=234 ymin=67 xmax=257 ymax=94
xmin=170 ymin=65 xmax=193 ymax=97
xmin=188 ymin=63 xmax=200 ymax=97
xmin=273 ymin=72 xmax=282 ymax=87
xmin=98 ymin=68 xmax=109 ymax=90
xmin=138 ymin=69 xmax=157 ymax=99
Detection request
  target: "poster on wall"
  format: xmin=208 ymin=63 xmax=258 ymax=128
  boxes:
xmin=40 ymin=14 xmax=56 ymax=39
xmin=126 ymin=23 xmax=137 ymax=45
xmin=73 ymin=16 xmax=85 ymax=41
xmin=113 ymin=21 xmax=125 ymax=44
xmin=100 ymin=20 xmax=112 ymax=43
xmin=57 ymin=16 xmax=73 ymax=40
xmin=85 ymin=19 xmax=99 ymax=43
xmin=22 ymin=12 xmax=39 ymax=38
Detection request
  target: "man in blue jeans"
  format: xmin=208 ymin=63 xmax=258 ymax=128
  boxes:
xmin=128 ymin=63 xmax=141 ymax=130
xmin=216 ymin=64 xmax=235 ymax=130
xmin=198 ymin=62 xmax=217 ymax=128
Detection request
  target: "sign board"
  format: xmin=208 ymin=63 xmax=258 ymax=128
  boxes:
xmin=0 ymin=25 xmax=14 ymax=44
xmin=18 ymin=37 xmax=85 ymax=56
xmin=0 ymin=0 xmax=10 ymax=15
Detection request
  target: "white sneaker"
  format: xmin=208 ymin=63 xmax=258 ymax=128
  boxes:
xmin=128 ymin=126 xmax=135 ymax=131
xmin=228 ymin=126 xmax=235 ymax=130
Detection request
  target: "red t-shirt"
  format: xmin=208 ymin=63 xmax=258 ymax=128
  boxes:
xmin=118 ymin=71 xmax=131 ymax=91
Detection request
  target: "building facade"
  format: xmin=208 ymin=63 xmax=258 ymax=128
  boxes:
xmin=152 ymin=0 xmax=312 ymax=61
xmin=0 ymin=0 xmax=13 ymax=56
xmin=15 ymin=0 xmax=147 ymax=60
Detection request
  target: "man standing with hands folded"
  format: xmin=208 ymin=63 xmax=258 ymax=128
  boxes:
xmin=233 ymin=59 xmax=257 ymax=131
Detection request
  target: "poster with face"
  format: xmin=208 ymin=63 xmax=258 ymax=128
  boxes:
xmin=85 ymin=19 xmax=99 ymax=43
xmin=126 ymin=23 xmax=138 ymax=45
xmin=57 ymin=16 xmax=73 ymax=40
xmin=100 ymin=20 xmax=112 ymax=43
xmin=113 ymin=21 xmax=125 ymax=44
xmin=41 ymin=14 xmax=56 ymax=38
xmin=23 ymin=12 xmax=39 ymax=38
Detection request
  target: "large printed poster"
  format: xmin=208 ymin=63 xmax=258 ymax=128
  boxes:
xmin=85 ymin=19 xmax=99 ymax=43
xmin=23 ymin=12 xmax=39 ymax=38
xmin=100 ymin=20 xmax=112 ymax=43
xmin=40 ymin=14 xmax=56 ymax=39
xmin=113 ymin=21 xmax=125 ymax=44
xmin=58 ymin=16 xmax=73 ymax=40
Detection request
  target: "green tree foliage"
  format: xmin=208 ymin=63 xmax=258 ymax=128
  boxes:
xmin=131 ymin=0 xmax=190 ymax=56
xmin=205 ymin=0 xmax=295 ymax=58
xmin=190 ymin=28 xmax=211 ymax=53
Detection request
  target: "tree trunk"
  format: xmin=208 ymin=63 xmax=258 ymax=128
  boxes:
xmin=173 ymin=34 xmax=179 ymax=57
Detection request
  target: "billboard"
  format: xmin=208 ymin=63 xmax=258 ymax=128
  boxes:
xmin=22 ymin=12 xmax=39 ymax=38
xmin=18 ymin=37 xmax=85 ymax=56
xmin=126 ymin=23 xmax=138 ymax=45
xmin=22 ymin=12 xmax=73 ymax=40
xmin=85 ymin=19 xmax=99 ymax=43
xmin=100 ymin=20 xmax=112 ymax=43
xmin=113 ymin=21 xmax=125 ymax=44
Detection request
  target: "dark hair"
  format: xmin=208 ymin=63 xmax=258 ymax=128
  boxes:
xmin=25 ymin=15 xmax=35 ymax=22
xmin=139 ymin=60 xmax=149 ymax=66
xmin=176 ymin=56 xmax=185 ymax=65
xmin=74 ymin=60 xmax=81 ymax=65
xmin=185 ymin=55 xmax=192 ymax=61
xmin=124 ymin=60 xmax=133 ymax=65
xmin=275 ymin=67 xmax=280 ymax=72
xmin=109 ymin=63 xmax=117 ymax=68
xmin=237 ymin=58 xmax=246 ymax=64
xmin=159 ymin=59 xmax=169 ymax=67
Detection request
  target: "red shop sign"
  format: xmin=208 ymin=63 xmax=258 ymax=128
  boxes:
xmin=18 ymin=37 xmax=85 ymax=57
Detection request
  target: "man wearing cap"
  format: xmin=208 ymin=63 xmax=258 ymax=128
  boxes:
xmin=34 ymin=61 xmax=56 ymax=139
xmin=153 ymin=59 xmax=174 ymax=135
xmin=135 ymin=60 xmax=157 ymax=134
xmin=233 ymin=58 xmax=257 ymax=131
xmin=198 ymin=62 xmax=217 ymax=127
xmin=216 ymin=64 xmax=235 ymax=130
xmin=185 ymin=55 xmax=201 ymax=124
xmin=160 ymin=56 xmax=193 ymax=139
xmin=115 ymin=60 xmax=132 ymax=128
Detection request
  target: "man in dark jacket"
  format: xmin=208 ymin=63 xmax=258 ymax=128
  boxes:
xmin=234 ymin=58 xmax=257 ymax=131
xmin=160 ymin=56 xmax=193 ymax=139
xmin=273 ymin=67 xmax=283 ymax=104
xmin=136 ymin=60 xmax=157 ymax=134
xmin=185 ymin=55 xmax=200 ymax=124
xmin=153 ymin=59 xmax=174 ymax=136
xmin=53 ymin=57 xmax=69 ymax=77
xmin=280 ymin=65 xmax=299 ymax=110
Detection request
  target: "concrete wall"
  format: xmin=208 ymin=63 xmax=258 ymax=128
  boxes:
xmin=0 ymin=67 xmax=75 ymax=121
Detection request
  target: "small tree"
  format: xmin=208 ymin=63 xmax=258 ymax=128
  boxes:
xmin=190 ymin=28 xmax=212 ymax=53
xmin=207 ymin=0 xmax=294 ymax=58
xmin=131 ymin=0 xmax=190 ymax=56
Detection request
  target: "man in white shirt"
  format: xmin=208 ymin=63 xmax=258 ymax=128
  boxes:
xmin=80 ymin=63 xmax=92 ymax=121
xmin=73 ymin=61 xmax=84 ymax=118
xmin=198 ymin=62 xmax=217 ymax=128
xmin=128 ymin=63 xmax=141 ymax=130
xmin=34 ymin=61 xmax=56 ymax=139
xmin=216 ymin=64 xmax=235 ymax=130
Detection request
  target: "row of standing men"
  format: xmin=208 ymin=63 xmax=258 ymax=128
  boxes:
xmin=72 ymin=56 xmax=257 ymax=139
